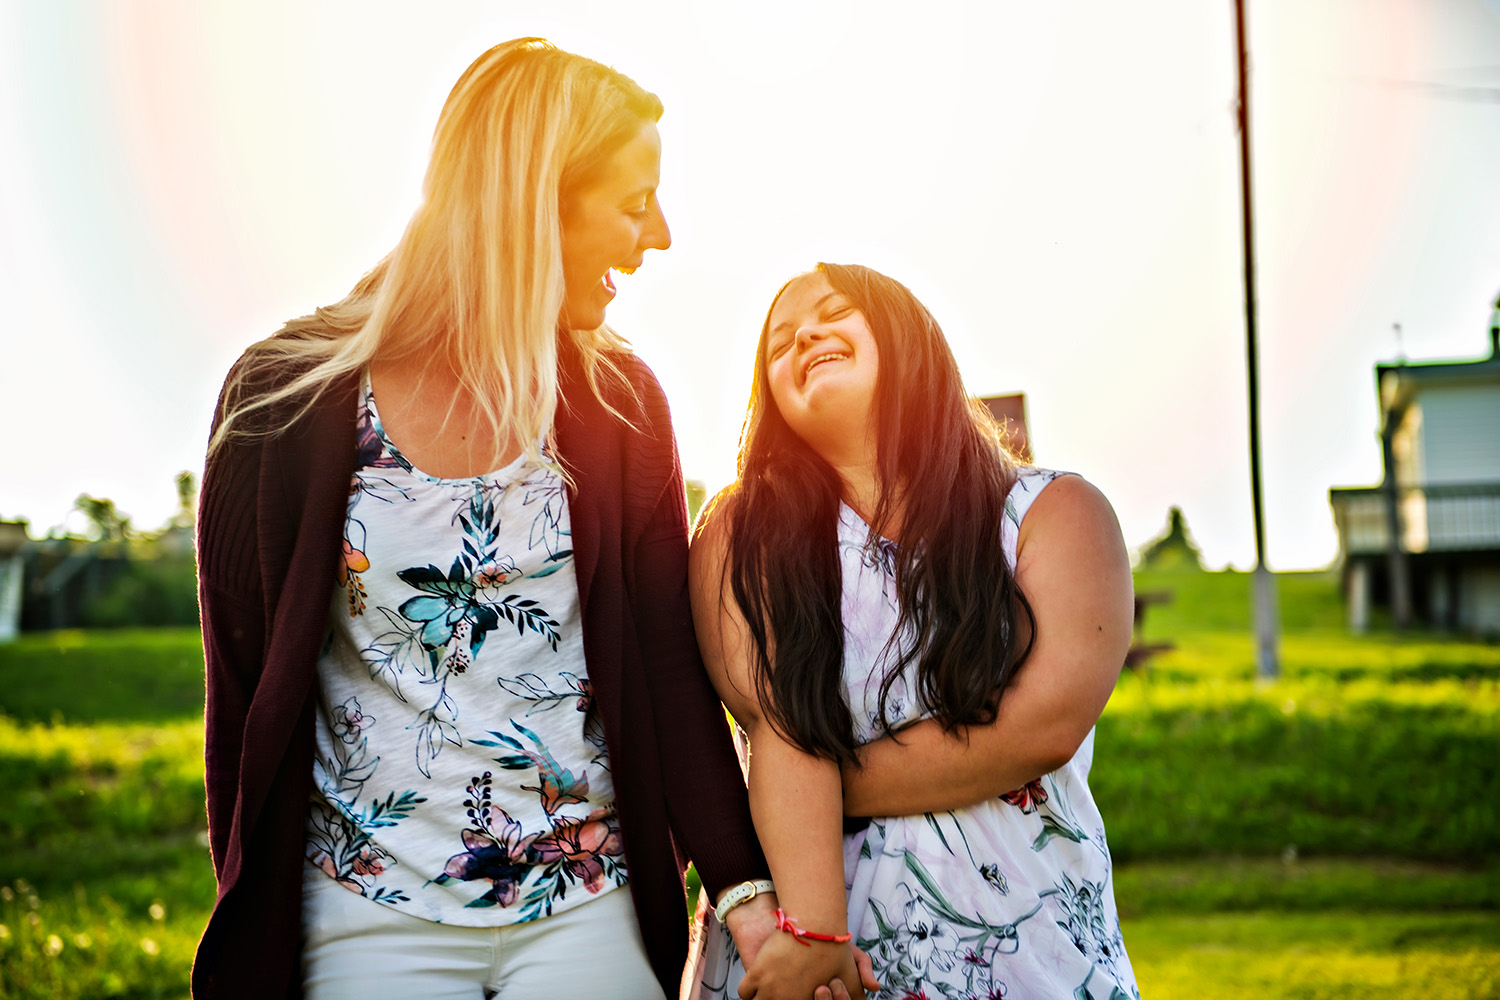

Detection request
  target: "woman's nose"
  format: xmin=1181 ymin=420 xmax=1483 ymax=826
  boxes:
xmin=643 ymin=199 xmax=671 ymax=252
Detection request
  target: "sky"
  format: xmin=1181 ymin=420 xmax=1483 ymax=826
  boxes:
xmin=2 ymin=0 xmax=1498 ymax=570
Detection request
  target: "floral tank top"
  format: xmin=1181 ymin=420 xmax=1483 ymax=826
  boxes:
xmin=304 ymin=374 xmax=626 ymax=925
xmin=685 ymin=467 xmax=1139 ymax=1000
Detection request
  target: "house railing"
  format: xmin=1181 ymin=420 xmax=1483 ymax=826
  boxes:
xmin=1330 ymin=482 xmax=1500 ymax=556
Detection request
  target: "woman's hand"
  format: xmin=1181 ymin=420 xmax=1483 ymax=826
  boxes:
xmin=723 ymin=892 xmax=779 ymax=969
xmin=738 ymin=929 xmax=863 ymax=1000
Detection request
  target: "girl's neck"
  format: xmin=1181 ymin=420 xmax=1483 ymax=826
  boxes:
xmin=836 ymin=465 xmax=906 ymax=542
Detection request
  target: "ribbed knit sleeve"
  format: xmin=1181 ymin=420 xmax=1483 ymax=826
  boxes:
xmin=196 ymin=355 xmax=272 ymax=879
xmin=617 ymin=358 xmax=770 ymax=901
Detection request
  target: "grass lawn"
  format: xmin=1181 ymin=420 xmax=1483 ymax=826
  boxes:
xmin=2 ymin=569 xmax=1498 ymax=998
xmin=1125 ymin=911 xmax=1500 ymax=999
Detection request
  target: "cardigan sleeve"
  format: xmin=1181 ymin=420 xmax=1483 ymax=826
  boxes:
xmin=195 ymin=356 xmax=271 ymax=880
xmin=623 ymin=368 xmax=769 ymax=901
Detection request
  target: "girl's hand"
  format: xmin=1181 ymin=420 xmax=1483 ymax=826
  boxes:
xmin=814 ymin=946 xmax=881 ymax=1000
xmin=738 ymin=928 xmax=864 ymax=1000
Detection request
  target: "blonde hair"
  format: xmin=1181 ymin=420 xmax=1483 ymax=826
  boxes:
xmin=208 ymin=38 xmax=662 ymax=462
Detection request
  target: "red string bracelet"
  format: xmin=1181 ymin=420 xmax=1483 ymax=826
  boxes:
xmin=773 ymin=908 xmax=852 ymax=946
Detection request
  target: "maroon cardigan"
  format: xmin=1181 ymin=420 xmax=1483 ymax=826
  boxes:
xmin=192 ymin=346 xmax=766 ymax=998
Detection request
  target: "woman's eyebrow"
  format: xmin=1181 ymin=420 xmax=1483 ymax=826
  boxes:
xmin=770 ymin=292 xmax=838 ymax=337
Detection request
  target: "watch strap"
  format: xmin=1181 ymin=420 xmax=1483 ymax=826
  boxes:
xmin=713 ymin=878 xmax=776 ymax=924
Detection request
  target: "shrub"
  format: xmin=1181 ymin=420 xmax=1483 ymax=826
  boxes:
xmin=79 ymin=558 xmax=199 ymax=629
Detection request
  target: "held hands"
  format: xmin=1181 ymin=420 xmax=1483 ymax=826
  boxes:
xmin=724 ymin=896 xmax=880 ymax=1000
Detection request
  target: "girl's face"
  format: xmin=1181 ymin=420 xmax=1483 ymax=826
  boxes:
xmin=558 ymin=121 xmax=671 ymax=331
xmin=764 ymin=272 xmax=881 ymax=464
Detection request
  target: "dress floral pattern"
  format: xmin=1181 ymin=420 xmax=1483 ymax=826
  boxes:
xmin=685 ymin=468 xmax=1139 ymax=1000
xmin=305 ymin=374 xmax=627 ymax=925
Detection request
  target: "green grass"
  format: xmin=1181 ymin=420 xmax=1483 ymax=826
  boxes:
xmin=0 ymin=631 xmax=211 ymax=998
xmin=1123 ymin=911 xmax=1500 ymax=999
xmin=1132 ymin=567 xmax=1351 ymax=634
xmin=0 ymin=878 xmax=200 ymax=1000
xmin=3 ymin=568 xmax=1500 ymax=998
xmin=1094 ymin=674 xmax=1500 ymax=860
xmin=1114 ymin=856 xmax=1500 ymax=917
xmin=0 ymin=629 xmax=205 ymax=725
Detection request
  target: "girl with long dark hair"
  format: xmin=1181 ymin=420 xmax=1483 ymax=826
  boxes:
xmin=685 ymin=264 xmax=1140 ymax=1000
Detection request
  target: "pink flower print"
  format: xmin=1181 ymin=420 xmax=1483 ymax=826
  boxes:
xmin=350 ymin=847 xmax=387 ymax=876
xmin=474 ymin=559 xmax=518 ymax=588
xmin=1000 ymin=779 xmax=1048 ymax=814
xmin=332 ymin=698 xmax=374 ymax=744
xmin=531 ymin=808 xmax=623 ymax=894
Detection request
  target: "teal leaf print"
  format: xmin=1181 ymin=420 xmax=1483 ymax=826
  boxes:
xmin=925 ymin=812 xmax=956 ymax=856
xmin=1033 ymin=816 xmax=1089 ymax=852
xmin=484 ymin=722 xmax=590 ymax=815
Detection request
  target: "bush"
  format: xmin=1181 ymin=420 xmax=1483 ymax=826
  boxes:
xmin=79 ymin=558 xmax=199 ymax=629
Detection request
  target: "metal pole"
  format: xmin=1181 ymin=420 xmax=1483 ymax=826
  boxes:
xmin=1380 ymin=410 xmax=1413 ymax=629
xmin=1234 ymin=0 xmax=1280 ymax=678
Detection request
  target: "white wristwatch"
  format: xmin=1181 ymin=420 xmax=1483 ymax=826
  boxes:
xmin=713 ymin=878 xmax=776 ymax=924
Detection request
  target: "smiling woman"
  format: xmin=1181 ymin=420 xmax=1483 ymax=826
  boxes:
xmin=686 ymin=263 xmax=1138 ymax=1000
xmin=190 ymin=38 xmax=771 ymax=1000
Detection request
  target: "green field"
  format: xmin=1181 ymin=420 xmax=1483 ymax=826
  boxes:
xmin=1 ymin=570 xmax=1498 ymax=998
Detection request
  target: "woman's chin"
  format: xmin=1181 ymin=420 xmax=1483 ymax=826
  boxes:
xmin=560 ymin=290 xmax=613 ymax=332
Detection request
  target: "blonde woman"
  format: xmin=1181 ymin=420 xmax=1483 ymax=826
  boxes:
xmin=193 ymin=40 xmax=775 ymax=999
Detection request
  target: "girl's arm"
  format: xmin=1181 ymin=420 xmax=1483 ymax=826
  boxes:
xmin=690 ymin=508 xmax=865 ymax=1000
xmin=841 ymin=475 xmax=1133 ymax=817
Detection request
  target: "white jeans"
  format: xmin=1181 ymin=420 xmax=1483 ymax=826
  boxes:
xmin=301 ymin=863 xmax=666 ymax=999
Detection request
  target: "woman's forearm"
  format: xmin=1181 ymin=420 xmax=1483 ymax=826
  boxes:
xmin=839 ymin=665 xmax=1083 ymax=817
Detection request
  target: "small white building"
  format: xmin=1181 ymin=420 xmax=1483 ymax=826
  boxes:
xmin=1329 ymin=296 xmax=1500 ymax=635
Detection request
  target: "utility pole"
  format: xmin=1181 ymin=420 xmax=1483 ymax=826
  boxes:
xmin=1233 ymin=0 xmax=1280 ymax=679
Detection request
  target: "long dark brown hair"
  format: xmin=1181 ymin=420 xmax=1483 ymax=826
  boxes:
xmin=715 ymin=263 xmax=1035 ymax=765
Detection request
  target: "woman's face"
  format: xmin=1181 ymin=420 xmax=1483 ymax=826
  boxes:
xmin=558 ymin=121 xmax=671 ymax=331
xmin=764 ymin=272 xmax=881 ymax=464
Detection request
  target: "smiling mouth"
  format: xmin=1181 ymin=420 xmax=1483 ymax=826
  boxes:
xmin=603 ymin=265 xmax=638 ymax=294
xmin=803 ymin=352 xmax=848 ymax=381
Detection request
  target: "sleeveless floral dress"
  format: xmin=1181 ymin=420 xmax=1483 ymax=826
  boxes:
xmin=683 ymin=468 xmax=1139 ymax=1000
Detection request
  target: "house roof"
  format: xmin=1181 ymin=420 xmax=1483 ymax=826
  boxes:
xmin=1376 ymin=354 xmax=1500 ymax=382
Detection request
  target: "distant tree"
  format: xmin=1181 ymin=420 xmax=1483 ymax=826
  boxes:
xmin=73 ymin=494 xmax=132 ymax=543
xmin=685 ymin=479 xmax=708 ymax=527
xmin=172 ymin=471 xmax=197 ymax=529
xmin=1139 ymin=506 xmax=1205 ymax=570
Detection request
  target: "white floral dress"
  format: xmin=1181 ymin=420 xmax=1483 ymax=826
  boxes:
xmin=684 ymin=468 xmax=1139 ymax=1000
